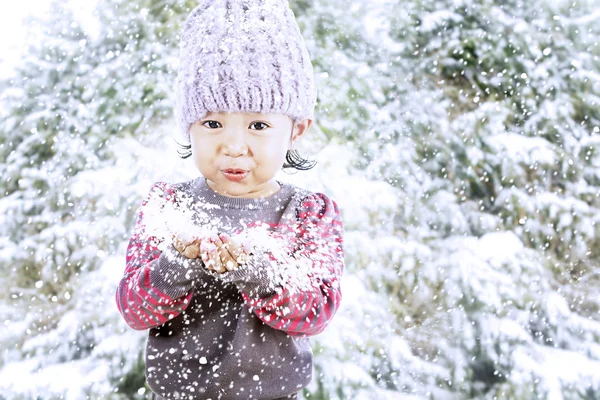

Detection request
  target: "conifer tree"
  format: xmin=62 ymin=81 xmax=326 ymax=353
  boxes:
xmin=0 ymin=0 xmax=195 ymax=397
xmin=341 ymin=0 xmax=600 ymax=397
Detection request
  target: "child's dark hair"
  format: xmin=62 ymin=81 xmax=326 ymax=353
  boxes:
xmin=175 ymin=120 xmax=317 ymax=171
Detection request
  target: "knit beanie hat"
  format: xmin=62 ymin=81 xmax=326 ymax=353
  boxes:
xmin=175 ymin=0 xmax=318 ymax=141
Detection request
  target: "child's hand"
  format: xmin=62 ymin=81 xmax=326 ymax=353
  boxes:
xmin=201 ymin=233 xmax=252 ymax=274
xmin=172 ymin=232 xmax=252 ymax=274
xmin=172 ymin=234 xmax=201 ymax=259
xmin=221 ymin=232 xmax=253 ymax=265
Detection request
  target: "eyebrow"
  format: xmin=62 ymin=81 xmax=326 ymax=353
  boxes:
xmin=203 ymin=113 xmax=276 ymax=121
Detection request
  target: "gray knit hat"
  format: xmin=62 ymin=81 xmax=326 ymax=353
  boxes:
xmin=175 ymin=0 xmax=318 ymax=140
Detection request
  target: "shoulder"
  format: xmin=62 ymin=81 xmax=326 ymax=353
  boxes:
xmin=142 ymin=178 xmax=198 ymax=205
xmin=282 ymin=182 xmax=341 ymax=219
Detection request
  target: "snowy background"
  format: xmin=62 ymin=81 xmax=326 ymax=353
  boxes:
xmin=1 ymin=0 xmax=600 ymax=398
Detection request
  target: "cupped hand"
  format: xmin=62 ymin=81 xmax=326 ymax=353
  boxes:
xmin=172 ymin=234 xmax=201 ymax=259
xmin=201 ymin=233 xmax=253 ymax=274
xmin=172 ymin=232 xmax=253 ymax=274
xmin=219 ymin=232 xmax=253 ymax=266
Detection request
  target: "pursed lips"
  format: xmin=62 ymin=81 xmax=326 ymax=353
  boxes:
xmin=221 ymin=169 xmax=249 ymax=182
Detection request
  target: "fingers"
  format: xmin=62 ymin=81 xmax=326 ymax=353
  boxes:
xmin=219 ymin=245 xmax=237 ymax=272
xmin=208 ymin=248 xmax=226 ymax=273
xmin=213 ymin=235 xmax=237 ymax=272
xmin=219 ymin=233 xmax=250 ymax=268
xmin=183 ymin=242 xmax=200 ymax=259
xmin=200 ymin=237 xmax=222 ymax=272
xmin=172 ymin=234 xmax=200 ymax=259
xmin=172 ymin=236 xmax=187 ymax=254
xmin=173 ymin=232 xmax=251 ymax=274
xmin=201 ymin=233 xmax=251 ymax=274
xmin=222 ymin=233 xmax=252 ymax=265
xmin=220 ymin=233 xmax=241 ymax=258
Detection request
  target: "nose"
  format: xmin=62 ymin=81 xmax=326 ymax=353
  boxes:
xmin=222 ymin=129 xmax=248 ymax=157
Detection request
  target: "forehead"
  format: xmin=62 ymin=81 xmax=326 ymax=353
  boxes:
xmin=204 ymin=111 xmax=290 ymax=121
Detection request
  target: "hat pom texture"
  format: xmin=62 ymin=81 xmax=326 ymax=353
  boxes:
xmin=176 ymin=0 xmax=317 ymax=140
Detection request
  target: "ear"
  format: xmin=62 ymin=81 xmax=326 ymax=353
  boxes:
xmin=289 ymin=118 xmax=312 ymax=147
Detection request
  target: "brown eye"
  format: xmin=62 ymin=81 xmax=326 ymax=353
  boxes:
xmin=250 ymin=122 xmax=269 ymax=131
xmin=202 ymin=120 xmax=221 ymax=129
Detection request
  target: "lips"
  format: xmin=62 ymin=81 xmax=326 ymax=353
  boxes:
xmin=221 ymin=169 xmax=249 ymax=182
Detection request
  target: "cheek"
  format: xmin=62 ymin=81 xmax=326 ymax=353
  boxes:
xmin=262 ymin=135 xmax=290 ymax=154
xmin=257 ymin=138 xmax=289 ymax=166
xmin=191 ymin=139 xmax=212 ymax=168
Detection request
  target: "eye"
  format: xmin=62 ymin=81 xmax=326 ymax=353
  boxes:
xmin=202 ymin=120 xmax=222 ymax=129
xmin=250 ymin=122 xmax=269 ymax=131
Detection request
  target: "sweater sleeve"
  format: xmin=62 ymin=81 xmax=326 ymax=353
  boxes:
xmin=115 ymin=182 xmax=205 ymax=330
xmin=220 ymin=192 xmax=344 ymax=337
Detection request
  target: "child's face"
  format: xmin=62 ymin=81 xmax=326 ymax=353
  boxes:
xmin=189 ymin=112 xmax=311 ymax=198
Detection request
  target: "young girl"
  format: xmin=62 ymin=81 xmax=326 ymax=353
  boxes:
xmin=115 ymin=1 xmax=344 ymax=399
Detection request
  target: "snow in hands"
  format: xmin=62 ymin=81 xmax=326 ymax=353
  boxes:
xmin=139 ymin=185 xmax=340 ymax=292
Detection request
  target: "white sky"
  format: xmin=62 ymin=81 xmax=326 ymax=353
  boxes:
xmin=0 ymin=1 xmax=46 ymax=78
xmin=0 ymin=0 xmax=97 ymax=79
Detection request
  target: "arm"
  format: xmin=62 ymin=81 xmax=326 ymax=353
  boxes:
xmin=222 ymin=193 xmax=344 ymax=337
xmin=115 ymin=182 xmax=203 ymax=330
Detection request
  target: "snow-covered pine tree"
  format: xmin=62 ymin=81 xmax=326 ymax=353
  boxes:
xmin=0 ymin=0 xmax=196 ymax=397
xmin=341 ymin=0 xmax=600 ymax=397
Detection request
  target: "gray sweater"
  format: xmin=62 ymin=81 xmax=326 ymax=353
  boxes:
xmin=116 ymin=177 xmax=344 ymax=399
